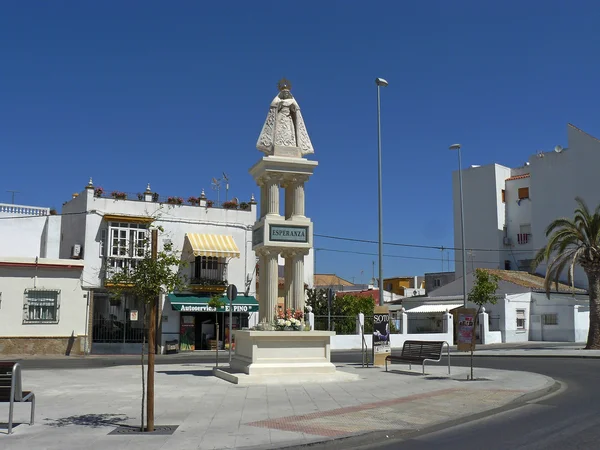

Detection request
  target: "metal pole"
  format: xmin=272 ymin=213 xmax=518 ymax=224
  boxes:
xmin=376 ymin=83 xmax=384 ymax=306
xmin=457 ymin=147 xmax=468 ymax=307
xmin=228 ymin=297 xmax=233 ymax=365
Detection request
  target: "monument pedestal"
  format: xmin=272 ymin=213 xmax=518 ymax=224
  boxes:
xmin=231 ymin=330 xmax=336 ymax=375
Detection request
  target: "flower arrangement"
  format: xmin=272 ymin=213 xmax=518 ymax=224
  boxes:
xmin=187 ymin=196 xmax=200 ymax=206
xmin=222 ymin=200 xmax=238 ymax=209
xmin=239 ymin=202 xmax=250 ymax=211
xmin=273 ymin=308 xmax=305 ymax=331
xmin=94 ymin=187 xmax=104 ymax=197
xmin=137 ymin=193 xmax=144 ymax=201
xmin=167 ymin=196 xmax=184 ymax=205
xmin=111 ymin=191 xmax=127 ymax=200
xmin=206 ymin=200 xmax=214 ymax=208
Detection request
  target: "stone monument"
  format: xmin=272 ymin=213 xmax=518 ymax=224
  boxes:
xmin=221 ymin=80 xmax=342 ymax=382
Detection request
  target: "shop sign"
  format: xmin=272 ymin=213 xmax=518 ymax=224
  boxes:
xmin=269 ymin=225 xmax=308 ymax=243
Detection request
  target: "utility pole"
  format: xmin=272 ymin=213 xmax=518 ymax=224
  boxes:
xmin=147 ymin=228 xmax=158 ymax=432
xmin=440 ymin=246 xmax=445 ymax=272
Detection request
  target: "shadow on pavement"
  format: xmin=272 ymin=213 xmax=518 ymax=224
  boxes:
xmin=44 ymin=413 xmax=131 ymax=428
xmin=157 ymin=369 xmax=213 ymax=376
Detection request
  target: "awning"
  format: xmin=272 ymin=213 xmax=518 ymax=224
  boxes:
xmin=168 ymin=294 xmax=258 ymax=313
xmin=185 ymin=233 xmax=240 ymax=258
xmin=406 ymin=304 xmax=462 ymax=314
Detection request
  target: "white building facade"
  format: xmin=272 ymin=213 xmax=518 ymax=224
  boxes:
xmin=453 ymin=123 xmax=600 ymax=288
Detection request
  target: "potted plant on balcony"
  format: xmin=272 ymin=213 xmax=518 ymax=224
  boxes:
xmin=111 ymin=191 xmax=127 ymax=200
xmin=187 ymin=196 xmax=200 ymax=206
xmin=206 ymin=200 xmax=214 ymax=208
xmin=239 ymin=202 xmax=250 ymax=211
xmin=137 ymin=193 xmax=144 ymax=201
xmin=94 ymin=187 xmax=104 ymax=198
xmin=167 ymin=196 xmax=184 ymax=205
xmin=222 ymin=200 xmax=238 ymax=209
xmin=152 ymin=192 xmax=160 ymax=202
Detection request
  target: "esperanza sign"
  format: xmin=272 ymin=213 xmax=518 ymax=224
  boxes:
xmin=269 ymin=225 xmax=309 ymax=243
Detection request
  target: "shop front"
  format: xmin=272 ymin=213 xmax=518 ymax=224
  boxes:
xmin=167 ymin=293 xmax=259 ymax=351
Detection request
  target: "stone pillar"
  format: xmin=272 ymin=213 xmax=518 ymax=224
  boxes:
xmin=284 ymin=183 xmax=294 ymax=219
xmin=260 ymin=249 xmax=279 ymax=323
xmin=260 ymin=183 xmax=268 ymax=218
xmin=283 ymin=250 xmax=294 ymax=310
xmin=479 ymin=307 xmax=489 ymax=345
xmin=265 ymin=176 xmax=280 ymax=216
xmin=443 ymin=311 xmax=454 ymax=345
xmin=356 ymin=312 xmax=365 ymax=335
xmin=293 ymin=181 xmax=305 ymax=218
xmin=258 ymin=251 xmax=268 ymax=322
xmin=292 ymin=251 xmax=307 ymax=311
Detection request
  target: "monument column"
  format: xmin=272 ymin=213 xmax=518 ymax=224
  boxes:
xmin=292 ymin=178 xmax=306 ymax=218
xmin=265 ymin=175 xmax=280 ymax=216
xmin=292 ymin=250 xmax=308 ymax=311
xmin=265 ymin=248 xmax=279 ymax=322
xmin=258 ymin=250 xmax=268 ymax=322
xmin=282 ymin=250 xmax=295 ymax=310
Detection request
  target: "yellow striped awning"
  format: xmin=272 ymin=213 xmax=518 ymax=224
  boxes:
xmin=185 ymin=233 xmax=240 ymax=258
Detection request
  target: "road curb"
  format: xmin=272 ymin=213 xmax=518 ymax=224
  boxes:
xmin=274 ymin=378 xmax=562 ymax=450
xmin=451 ymin=353 xmax=600 ymax=359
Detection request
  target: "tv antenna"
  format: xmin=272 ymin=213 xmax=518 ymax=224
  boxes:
xmin=211 ymin=177 xmax=221 ymax=204
xmin=222 ymin=172 xmax=230 ymax=202
xmin=6 ymin=190 xmax=19 ymax=204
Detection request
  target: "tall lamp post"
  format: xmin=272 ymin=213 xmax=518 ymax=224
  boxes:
xmin=449 ymin=143 xmax=468 ymax=307
xmin=376 ymin=77 xmax=388 ymax=306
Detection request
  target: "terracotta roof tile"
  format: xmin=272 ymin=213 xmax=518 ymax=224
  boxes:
xmin=505 ymin=173 xmax=530 ymax=181
xmin=481 ymin=269 xmax=586 ymax=293
xmin=314 ymin=274 xmax=354 ymax=287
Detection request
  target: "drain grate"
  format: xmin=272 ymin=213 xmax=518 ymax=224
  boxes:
xmin=108 ymin=425 xmax=178 ymax=436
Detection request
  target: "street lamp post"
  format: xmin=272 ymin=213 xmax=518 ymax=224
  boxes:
xmin=449 ymin=143 xmax=468 ymax=307
xmin=376 ymin=77 xmax=388 ymax=306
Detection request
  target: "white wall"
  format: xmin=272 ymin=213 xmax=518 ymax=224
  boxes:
xmin=0 ymin=264 xmax=87 ymax=337
xmin=504 ymin=293 xmax=531 ymax=343
xmin=530 ymin=124 xmax=600 ymax=289
xmin=0 ymin=214 xmax=62 ymax=259
xmin=504 ymin=175 xmax=533 ymax=269
xmin=453 ymin=164 xmax=510 ymax=277
xmin=530 ymin=292 xmax=589 ymax=342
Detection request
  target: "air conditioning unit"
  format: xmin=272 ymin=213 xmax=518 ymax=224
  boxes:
xmin=503 ymin=237 xmax=511 ymax=246
xmin=71 ymin=244 xmax=82 ymax=259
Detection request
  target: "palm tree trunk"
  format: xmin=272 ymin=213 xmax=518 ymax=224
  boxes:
xmin=585 ymin=272 xmax=600 ymax=349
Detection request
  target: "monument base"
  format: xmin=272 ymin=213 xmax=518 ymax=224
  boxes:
xmin=229 ymin=330 xmax=336 ymax=376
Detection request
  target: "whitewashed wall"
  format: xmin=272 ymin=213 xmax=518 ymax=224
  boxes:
xmin=0 ymin=262 xmax=87 ymax=337
xmin=530 ymin=292 xmax=589 ymax=342
xmin=0 ymin=214 xmax=62 ymax=259
xmin=503 ymin=293 xmax=531 ymax=342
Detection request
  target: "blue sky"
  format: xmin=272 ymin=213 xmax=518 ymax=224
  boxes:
xmin=2 ymin=1 xmax=599 ymax=283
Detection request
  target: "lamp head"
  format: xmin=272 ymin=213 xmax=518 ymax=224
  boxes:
xmin=449 ymin=144 xmax=461 ymax=151
xmin=375 ymin=78 xmax=389 ymax=87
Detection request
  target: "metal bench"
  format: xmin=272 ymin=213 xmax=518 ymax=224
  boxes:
xmin=0 ymin=362 xmax=35 ymax=434
xmin=385 ymin=340 xmax=450 ymax=375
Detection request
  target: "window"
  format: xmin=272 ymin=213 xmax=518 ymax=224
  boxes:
xmin=518 ymin=187 xmax=529 ymax=200
xmin=193 ymin=256 xmax=225 ymax=281
xmin=501 ymin=189 xmax=506 ymax=203
xmin=23 ymin=289 xmax=60 ymax=323
xmin=433 ymin=279 xmax=441 ymax=287
xmin=108 ymin=222 xmax=148 ymax=258
xmin=516 ymin=309 xmax=526 ymax=330
xmin=543 ymin=314 xmax=558 ymax=326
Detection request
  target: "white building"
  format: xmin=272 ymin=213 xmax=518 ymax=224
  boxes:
xmin=453 ymin=123 xmax=600 ymax=289
xmin=58 ymin=181 xmax=314 ymax=354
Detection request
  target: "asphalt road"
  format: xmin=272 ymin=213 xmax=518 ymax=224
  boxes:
xmin=362 ymin=357 xmax=600 ymax=450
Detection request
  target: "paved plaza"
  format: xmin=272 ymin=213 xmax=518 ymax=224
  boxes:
xmin=0 ymin=360 xmax=553 ymax=450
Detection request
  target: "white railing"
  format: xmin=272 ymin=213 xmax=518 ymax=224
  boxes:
xmin=0 ymin=203 xmax=50 ymax=216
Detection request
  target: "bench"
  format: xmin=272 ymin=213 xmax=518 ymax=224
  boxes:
xmin=385 ymin=340 xmax=450 ymax=375
xmin=0 ymin=362 xmax=35 ymax=434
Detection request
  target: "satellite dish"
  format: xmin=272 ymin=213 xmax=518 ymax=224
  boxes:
xmin=554 ymin=145 xmax=563 ymax=153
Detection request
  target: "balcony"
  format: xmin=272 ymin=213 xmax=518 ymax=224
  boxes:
xmin=103 ymin=258 xmax=141 ymax=286
xmin=0 ymin=203 xmax=50 ymax=217
xmin=188 ymin=259 xmax=228 ymax=293
xmin=517 ymin=233 xmax=530 ymax=245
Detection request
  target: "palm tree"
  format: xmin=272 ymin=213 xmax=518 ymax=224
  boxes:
xmin=532 ymin=197 xmax=600 ymax=349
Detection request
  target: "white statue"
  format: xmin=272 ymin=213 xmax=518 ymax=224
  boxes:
xmin=256 ymin=79 xmax=314 ymax=157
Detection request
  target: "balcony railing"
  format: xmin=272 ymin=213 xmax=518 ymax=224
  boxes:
xmin=0 ymin=203 xmax=50 ymax=216
xmin=517 ymin=233 xmax=530 ymax=245
xmin=104 ymin=258 xmax=142 ymax=282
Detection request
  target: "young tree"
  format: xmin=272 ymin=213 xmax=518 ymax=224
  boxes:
xmin=106 ymin=227 xmax=186 ymax=432
xmin=532 ymin=197 xmax=600 ymax=349
xmin=466 ymin=268 xmax=500 ymax=379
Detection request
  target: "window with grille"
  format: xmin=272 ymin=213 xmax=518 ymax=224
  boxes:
xmin=108 ymin=222 xmax=148 ymax=258
xmin=516 ymin=309 xmax=526 ymax=330
xmin=542 ymin=314 xmax=558 ymax=326
xmin=23 ymin=289 xmax=60 ymax=323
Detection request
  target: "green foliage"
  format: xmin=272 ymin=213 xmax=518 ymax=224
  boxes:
xmin=306 ymin=288 xmax=375 ymax=334
xmin=468 ymin=269 xmax=500 ymax=307
xmin=532 ymin=196 xmax=600 ymax=295
xmin=106 ymin=227 xmax=187 ymax=304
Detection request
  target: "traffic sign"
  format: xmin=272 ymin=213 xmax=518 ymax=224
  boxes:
xmin=227 ymin=284 xmax=238 ymax=301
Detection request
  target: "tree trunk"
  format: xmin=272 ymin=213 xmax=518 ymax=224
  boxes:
xmin=140 ymin=306 xmax=145 ymax=432
xmin=585 ymin=272 xmax=600 ymax=349
xmin=147 ymin=298 xmax=156 ymax=432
